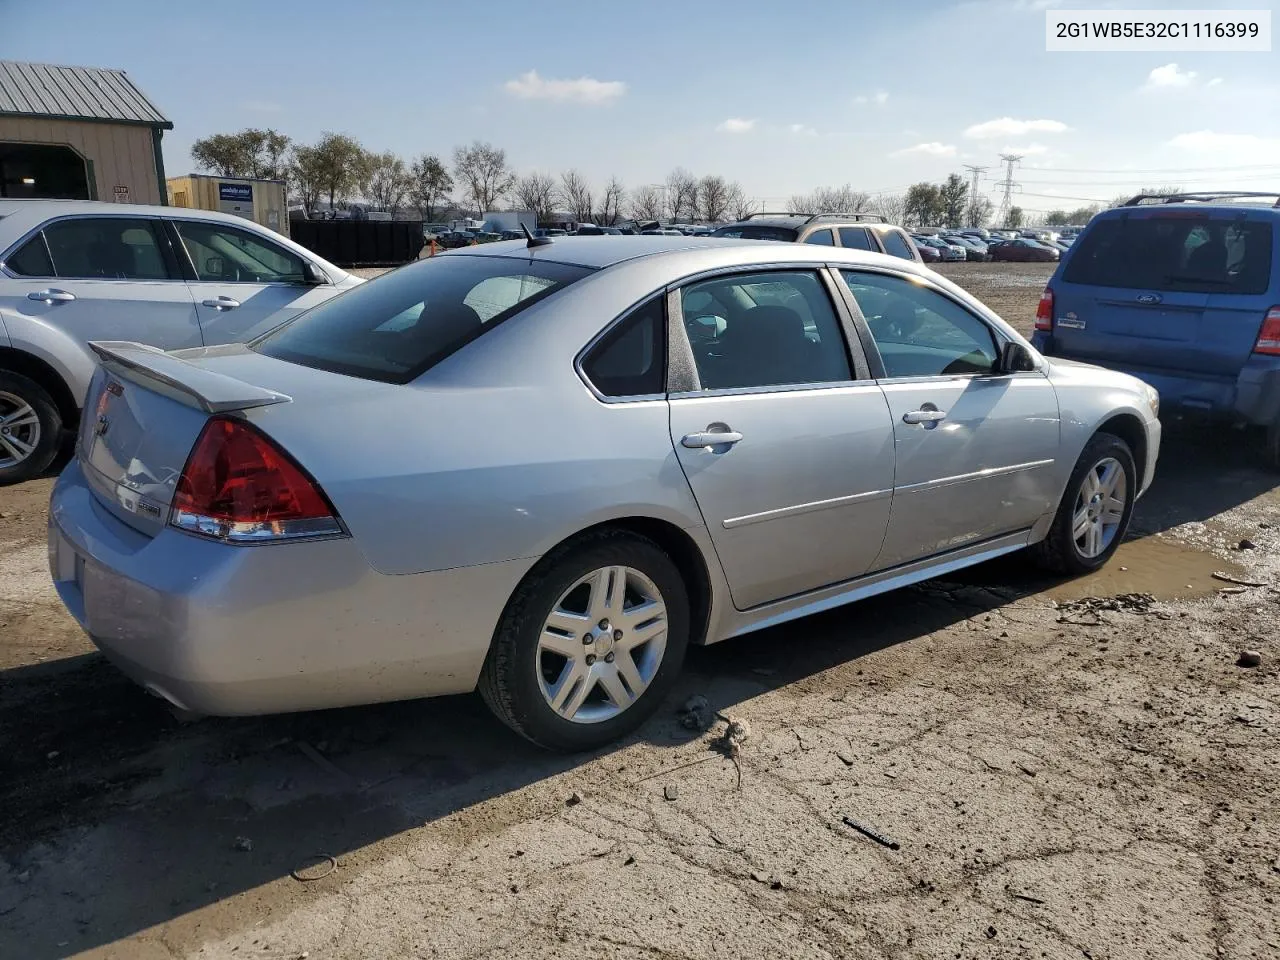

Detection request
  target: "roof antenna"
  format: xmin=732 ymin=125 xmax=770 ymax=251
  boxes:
xmin=522 ymin=223 xmax=552 ymax=248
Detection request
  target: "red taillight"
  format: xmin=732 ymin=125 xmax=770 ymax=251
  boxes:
xmin=1255 ymin=306 xmax=1280 ymax=357
xmin=1035 ymin=287 xmax=1054 ymax=331
xmin=171 ymin=416 xmax=342 ymax=542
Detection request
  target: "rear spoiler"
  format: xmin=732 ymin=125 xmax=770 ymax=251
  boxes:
xmin=87 ymin=341 xmax=291 ymax=414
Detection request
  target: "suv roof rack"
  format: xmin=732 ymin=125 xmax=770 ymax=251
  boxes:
xmin=742 ymin=211 xmax=886 ymax=223
xmin=1122 ymin=191 xmax=1280 ymax=208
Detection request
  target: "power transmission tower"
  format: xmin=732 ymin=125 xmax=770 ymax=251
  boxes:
xmin=996 ymin=154 xmax=1023 ymax=227
xmin=963 ymin=164 xmax=988 ymax=226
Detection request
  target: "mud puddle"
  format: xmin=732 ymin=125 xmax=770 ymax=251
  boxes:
xmin=1048 ymin=534 xmax=1247 ymax=602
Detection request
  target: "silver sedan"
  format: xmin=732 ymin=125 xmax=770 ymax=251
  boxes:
xmin=48 ymin=236 xmax=1161 ymax=750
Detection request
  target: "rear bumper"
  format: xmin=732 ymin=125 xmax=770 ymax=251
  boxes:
xmin=48 ymin=460 xmax=535 ymax=716
xmin=1031 ymin=338 xmax=1280 ymax=428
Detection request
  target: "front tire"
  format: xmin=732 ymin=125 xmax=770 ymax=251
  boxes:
xmin=478 ymin=529 xmax=691 ymax=751
xmin=1031 ymin=432 xmax=1136 ymax=575
xmin=0 ymin=371 xmax=62 ymax=486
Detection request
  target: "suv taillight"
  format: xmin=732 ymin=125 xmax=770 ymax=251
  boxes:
xmin=171 ymin=416 xmax=344 ymax=542
xmin=1034 ymin=287 xmax=1054 ymax=331
xmin=1254 ymin=307 xmax=1280 ymax=357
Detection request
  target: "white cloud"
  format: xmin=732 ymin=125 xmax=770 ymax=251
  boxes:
xmin=1168 ymin=130 xmax=1280 ymax=164
xmin=789 ymin=123 xmax=817 ymax=136
xmin=854 ymin=90 xmax=890 ymax=106
xmin=503 ymin=70 xmax=626 ymax=104
xmin=964 ymin=117 xmax=1070 ymax=138
xmin=1000 ymin=143 xmax=1050 ymax=156
xmin=893 ymin=142 xmax=957 ymax=157
xmin=717 ymin=117 xmax=757 ymax=133
xmin=1207 ymin=77 xmax=1223 ymax=87
xmin=1143 ymin=63 xmax=1197 ymax=90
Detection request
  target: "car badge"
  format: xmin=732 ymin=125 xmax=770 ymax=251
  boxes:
xmin=1136 ymin=293 xmax=1162 ymax=305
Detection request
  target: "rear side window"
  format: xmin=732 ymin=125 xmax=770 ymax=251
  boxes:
xmin=839 ymin=227 xmax=875 ymax=251
xmin=804 ymin=229 xmax=835 ymax=246
xmin=710 ymin=225 xmax=800 ymax=242
xmin=1065 ymin=216 xmax=1273 ymax=295
xmin=29 ymin=218 xmax=170 ymax=280
xmin=581 ymin=297 xmax=666 ymax=398
xmin=4 ymin=234 xmax=55 ymax=276
xmin=255 ymin=255 xmax=592 ymax=383
xmin=880 ymin=230 xmax=916 ymax=260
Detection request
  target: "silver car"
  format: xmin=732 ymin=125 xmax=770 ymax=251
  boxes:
xmin=48 ymin=236 xmax=1161 ymax=750
xmin=0 ymin=200 xmax=359 ymax=484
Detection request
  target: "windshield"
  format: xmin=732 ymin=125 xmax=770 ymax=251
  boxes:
xmin=710 ymin=224 xmax=801 ymax=242
xmin=1064 ymin=217 xmax=1273 ymax=294
xmin=254 ymin=255 xmax=593 ymax=383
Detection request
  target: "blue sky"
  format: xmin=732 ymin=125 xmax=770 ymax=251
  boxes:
xmin=4 ymin=0 xmax=1276 ymax=214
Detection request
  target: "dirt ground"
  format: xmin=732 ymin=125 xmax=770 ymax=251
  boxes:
xmin=2 ymin=262 xmax=1278 ymax=960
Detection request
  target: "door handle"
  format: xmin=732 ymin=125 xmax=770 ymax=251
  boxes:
xmin=201 ymin=296 xmax=241 ymax=310
xmin=902 ymin=409 xmax=947 ymax=424
xmin=28 ymin=289 xmax=76 ymax=303
xmin=682 ymin=430 xmax=744 ymax=449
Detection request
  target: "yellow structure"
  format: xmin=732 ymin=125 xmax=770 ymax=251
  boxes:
xmin=167 ymin=174 xmax=289 ymax=237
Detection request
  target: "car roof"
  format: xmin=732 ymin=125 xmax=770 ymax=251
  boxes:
xmin=438 ymin=234 xmax=934 ymax=276
xmin=1091 ymin=201 xmax=1280 ymax=220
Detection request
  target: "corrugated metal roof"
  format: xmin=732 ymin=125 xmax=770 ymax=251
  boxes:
xmin=0 ymin=60 xmax=172 ymax=129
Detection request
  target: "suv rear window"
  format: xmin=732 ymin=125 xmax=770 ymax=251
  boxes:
xmin=1064 ymin=216 xmax=1273 ymax=295
xmin=254 ymin=255 xmax=592 ymax=383
xmin=710 ymin=225 xmax=800 ymax=242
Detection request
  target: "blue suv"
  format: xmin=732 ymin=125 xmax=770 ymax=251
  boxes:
xmin=1031 ymin=192 xmax=1280 ymax=466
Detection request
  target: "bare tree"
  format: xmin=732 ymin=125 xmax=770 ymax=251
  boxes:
xmin=630 ymin=185 xmax=665 ymax=221
xmin=939 ymin=173 xmax=969 ymax=228
xmin=966 ymin=195 xmax=994 ymax=228
xmin=870 ymin=193 xmax=909 ymax=225
xmin=289 ymin=145 xmax=325 ymax=214
xmin=697 ymin=175 xmax=733 ymax=222
xmin=665 ymin=167 xmax=699 ymax=221
xmin=596 ymin=176 xmax=626 ymax=226
xmin=363 ymin=151 xmax=413 ymax=214
xmin=409 ymin=154 xmax=453 ymax=221
xmin=725 ymin=182 xmax=756 ymax=221
xmin=513 ymin=172 xmax=559 ymax=224
xmin=452 ymin=141 xmax=515 ymax=215
xmin=791 ymin=184 xmax=871 ymax=213
xmin=559 ymin=170 xmax=595 ymax=224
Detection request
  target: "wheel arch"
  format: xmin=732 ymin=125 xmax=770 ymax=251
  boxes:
xmin=1095 ymin=412 xmax=1148 ymax=484
xmin=0 ymin=346 xmax=81 ymax=428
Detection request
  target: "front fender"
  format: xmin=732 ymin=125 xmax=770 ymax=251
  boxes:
xmin=0 ymin=308 xmax=99 ymax=411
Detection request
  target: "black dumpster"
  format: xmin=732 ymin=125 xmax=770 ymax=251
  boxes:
xmin=290 ymin=219 xmax=424 ymax=267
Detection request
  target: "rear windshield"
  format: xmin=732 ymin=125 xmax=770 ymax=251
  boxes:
xmin=1064 ymin=216 xmax=1273 ymax=295
xmin=254 ymin=255 xmax=592 ymax=383
xmin=710 ymin=225 xmax=800 ymax=242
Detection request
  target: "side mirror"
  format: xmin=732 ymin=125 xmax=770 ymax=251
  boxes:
xmin=999 ymin=340 xmax=1037 ymax=373
xmin=302 ymin=261 xmax=329 ymax=285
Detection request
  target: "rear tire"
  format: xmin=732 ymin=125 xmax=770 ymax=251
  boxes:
xmin=0 ymin=371 xmax=63 ymax=486
xmin=479 ymin=530 xmax=691 ymax=751
xmin=1031 ymin=432 xmax=1136 ymax=575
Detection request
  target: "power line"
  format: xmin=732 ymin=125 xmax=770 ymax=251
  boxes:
xmin=963 ymin=164 xmax=988 ymax=226
xmin=1013 ymin=162 xmax=1280 ymax=175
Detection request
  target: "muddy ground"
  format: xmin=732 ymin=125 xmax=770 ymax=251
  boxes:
xmin=2 ymin=262 xmax=1278 ymax=959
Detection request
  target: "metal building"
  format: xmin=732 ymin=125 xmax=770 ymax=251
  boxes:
xmin=0 ymin=60 xmax=172 ymax=204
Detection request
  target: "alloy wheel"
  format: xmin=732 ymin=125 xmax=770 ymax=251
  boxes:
xmin=1072 ymin=456 xmax=1127 ymax=559
xmin=0 ymin=391 xmax=41 ymax=469
xmin=536 ymin=565 xmax=668 ymax=724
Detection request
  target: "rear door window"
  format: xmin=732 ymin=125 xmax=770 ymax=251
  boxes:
xmin=838 ymin=227 xmax=875 ymax=251
xmin=1064 ymin=216 xmax=1273 ymax=295
xmin=254 ymin=255 xmax=592 ymax=383
xmin=36 ymin=218 xmax=171 ymax=280
xmin=804 ymin=229 xmax=835 ymax=246
xmin=4 ymin=234 xmax=55 ymax=276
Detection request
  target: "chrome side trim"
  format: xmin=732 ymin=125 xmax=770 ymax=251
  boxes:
xmin=723 ymin=487 xmax=893 ymax=529
xmin=895 ymin=458 xmax=1055 ymax=494
xmin=722 ymin=529 xmax=1032 ymax=639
